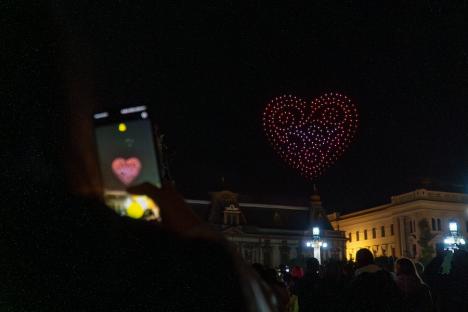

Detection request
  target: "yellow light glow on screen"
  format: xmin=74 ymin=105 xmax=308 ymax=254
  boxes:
xmin=118 ymin=123 xmax=127 ymax=132
xmin=127 ymin=201 xmax=144 ymax=218
xmin=124 ymin=195 xmax=160 ymax=220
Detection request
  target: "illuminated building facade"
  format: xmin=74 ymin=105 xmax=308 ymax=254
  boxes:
xmin=188 ymin=190 xmax=346 ymax=267
xmin=328 ymin=189 xmax=468 ymax=261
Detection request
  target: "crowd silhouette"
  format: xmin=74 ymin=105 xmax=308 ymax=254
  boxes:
xmin=253 ymin=248 xmax=468 ymax=312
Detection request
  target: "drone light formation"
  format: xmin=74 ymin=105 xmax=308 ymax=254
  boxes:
xmin=263 ymin=93 xmax=359 ymax=180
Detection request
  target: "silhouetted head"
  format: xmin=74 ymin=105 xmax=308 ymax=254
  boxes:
xmin=324 ymin=260 xmax=342 ymax=281
xmin=263 ymin=268 xmax=280 ymax=285
xmin=395 ymin=258 xmax=418 ymax=278
xmin=343 ymin=261 xmax=355 ymax=278
xmin=356 ymin=249 xmax=374 ymax=268
xmin=305 ymin=257 xmax=320 ymax=274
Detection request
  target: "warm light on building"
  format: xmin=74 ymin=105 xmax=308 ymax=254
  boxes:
xmin=328 ymin=189 xmax=468 ymax=260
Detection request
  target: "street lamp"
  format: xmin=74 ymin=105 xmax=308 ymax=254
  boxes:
xmin=305 ymin=226 xmax=327 ymax=263
xmin=312 ymin=226 xmax=320 ymax=236
xmin=449 ymin=222 xmax=458 ymax=232
xmin=444 ymin=221 xmax=466 ymax=251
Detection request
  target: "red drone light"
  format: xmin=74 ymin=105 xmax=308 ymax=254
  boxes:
xmin=263 ymin=93 xmax=359 ymax=180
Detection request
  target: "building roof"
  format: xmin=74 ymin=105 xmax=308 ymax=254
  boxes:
xmin=329 ymin=189 xmax=468 ymax=221
xmin=188 ymin=199 xmax=310 ymax=230
xmin=187 ymin=199 xmax=334 ymax=232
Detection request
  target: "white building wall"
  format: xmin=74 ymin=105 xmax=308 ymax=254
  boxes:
xmin=329 ymin=190 xmax=468 ymax=261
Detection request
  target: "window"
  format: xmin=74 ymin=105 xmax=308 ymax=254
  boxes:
xmin=432 ymin=218 xmax=436 ymax=231
xmin=356 ymin=231 xmax=360 ymax=241
xmin=348 ymin=232 xmax=352 ymax=242
xmin=381 ymin=246 xmax=387 ymax=256
xmin=364 ymin=229 xmax=368 ymax=240
xmin=372 ymin=228 xmax=376 ymax=239
xmin=381 ymin=226 xmax=386 ymax=237
xmin=390 ymin=224 xmax=394 ymax=236
xmin=437 ymin=219 xmax=442 ymax=231
xmin=391 ymin=247 xmax=396 ymax=257
xmin=409 ymin=221 xmax=413 ymax=233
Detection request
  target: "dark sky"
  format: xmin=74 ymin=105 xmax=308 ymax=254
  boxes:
xmin=12 ymin=1 xmax=468 ymax=213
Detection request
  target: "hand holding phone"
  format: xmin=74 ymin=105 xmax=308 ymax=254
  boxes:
xmin=94 ymin=106 xmax=163 ymax=219
xmin=129 ymin=182 xmax=222 ymax=239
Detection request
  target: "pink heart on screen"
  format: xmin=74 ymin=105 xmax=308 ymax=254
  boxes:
xmin=111 ymin=157 xmax=142 ymax=185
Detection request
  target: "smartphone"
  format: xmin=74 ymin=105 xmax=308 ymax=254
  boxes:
xmin=93 ymin=105 xmax=162 ymax=220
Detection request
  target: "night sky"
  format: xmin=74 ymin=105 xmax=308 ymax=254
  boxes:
xmin=11 ymin=2 xmax=468 ymax=213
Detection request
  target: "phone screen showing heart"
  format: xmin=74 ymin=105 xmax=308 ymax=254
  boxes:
xmin=95 ymin=117 xmax=162 ymax=192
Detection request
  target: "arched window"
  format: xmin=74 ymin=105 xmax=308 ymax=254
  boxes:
xmin=372 ymin=228 xmax=376 ymax=239
xmin=437 ymin=219 xmax=442 ymax=231
xmin=348 ymin=232 xmax=352 ymax=242
xmin=364 ymin=229 xmax=368 ymax=240
xmin=432 ymin=218 xmax=436 ymax=231
xmin=356 ymin=231 xmax=360 ymax=241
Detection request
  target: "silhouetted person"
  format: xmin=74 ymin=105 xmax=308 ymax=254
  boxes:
xmin=342 ymin=261 xmax=355 ymax=284
xmin=291 ymin=265 xmax=305 ymax=280
xmin=346 ymin=249 xmax=402 ymax=312
xmin=315 ymin=260 xmax=347 ymax=312
xmin=395 ymin=258 xmax=433 ymax=312
xmin=2 ymin=11 xmax=275 ymax=309
xmin=295 ymin=258 xmax=320 ymax=312
xmin=444 ymin=250 xmax=468 ymax=312
xmin=376 ymin=256 xmax=397 ymax=280
xmin=262 ymin=268 xmax=290 ymax=312
xmin=423 ymin=253 xmax=446 ymax=311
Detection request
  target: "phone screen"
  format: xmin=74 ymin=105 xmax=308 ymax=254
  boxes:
xmin=94 ymin=106 xmax=162 ymax=192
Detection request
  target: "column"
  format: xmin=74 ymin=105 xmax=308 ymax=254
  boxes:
xmin=398 ymin=216 xmax=408 ymax=257
xmin=314 ymin=246 xmax=321 ymax=263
